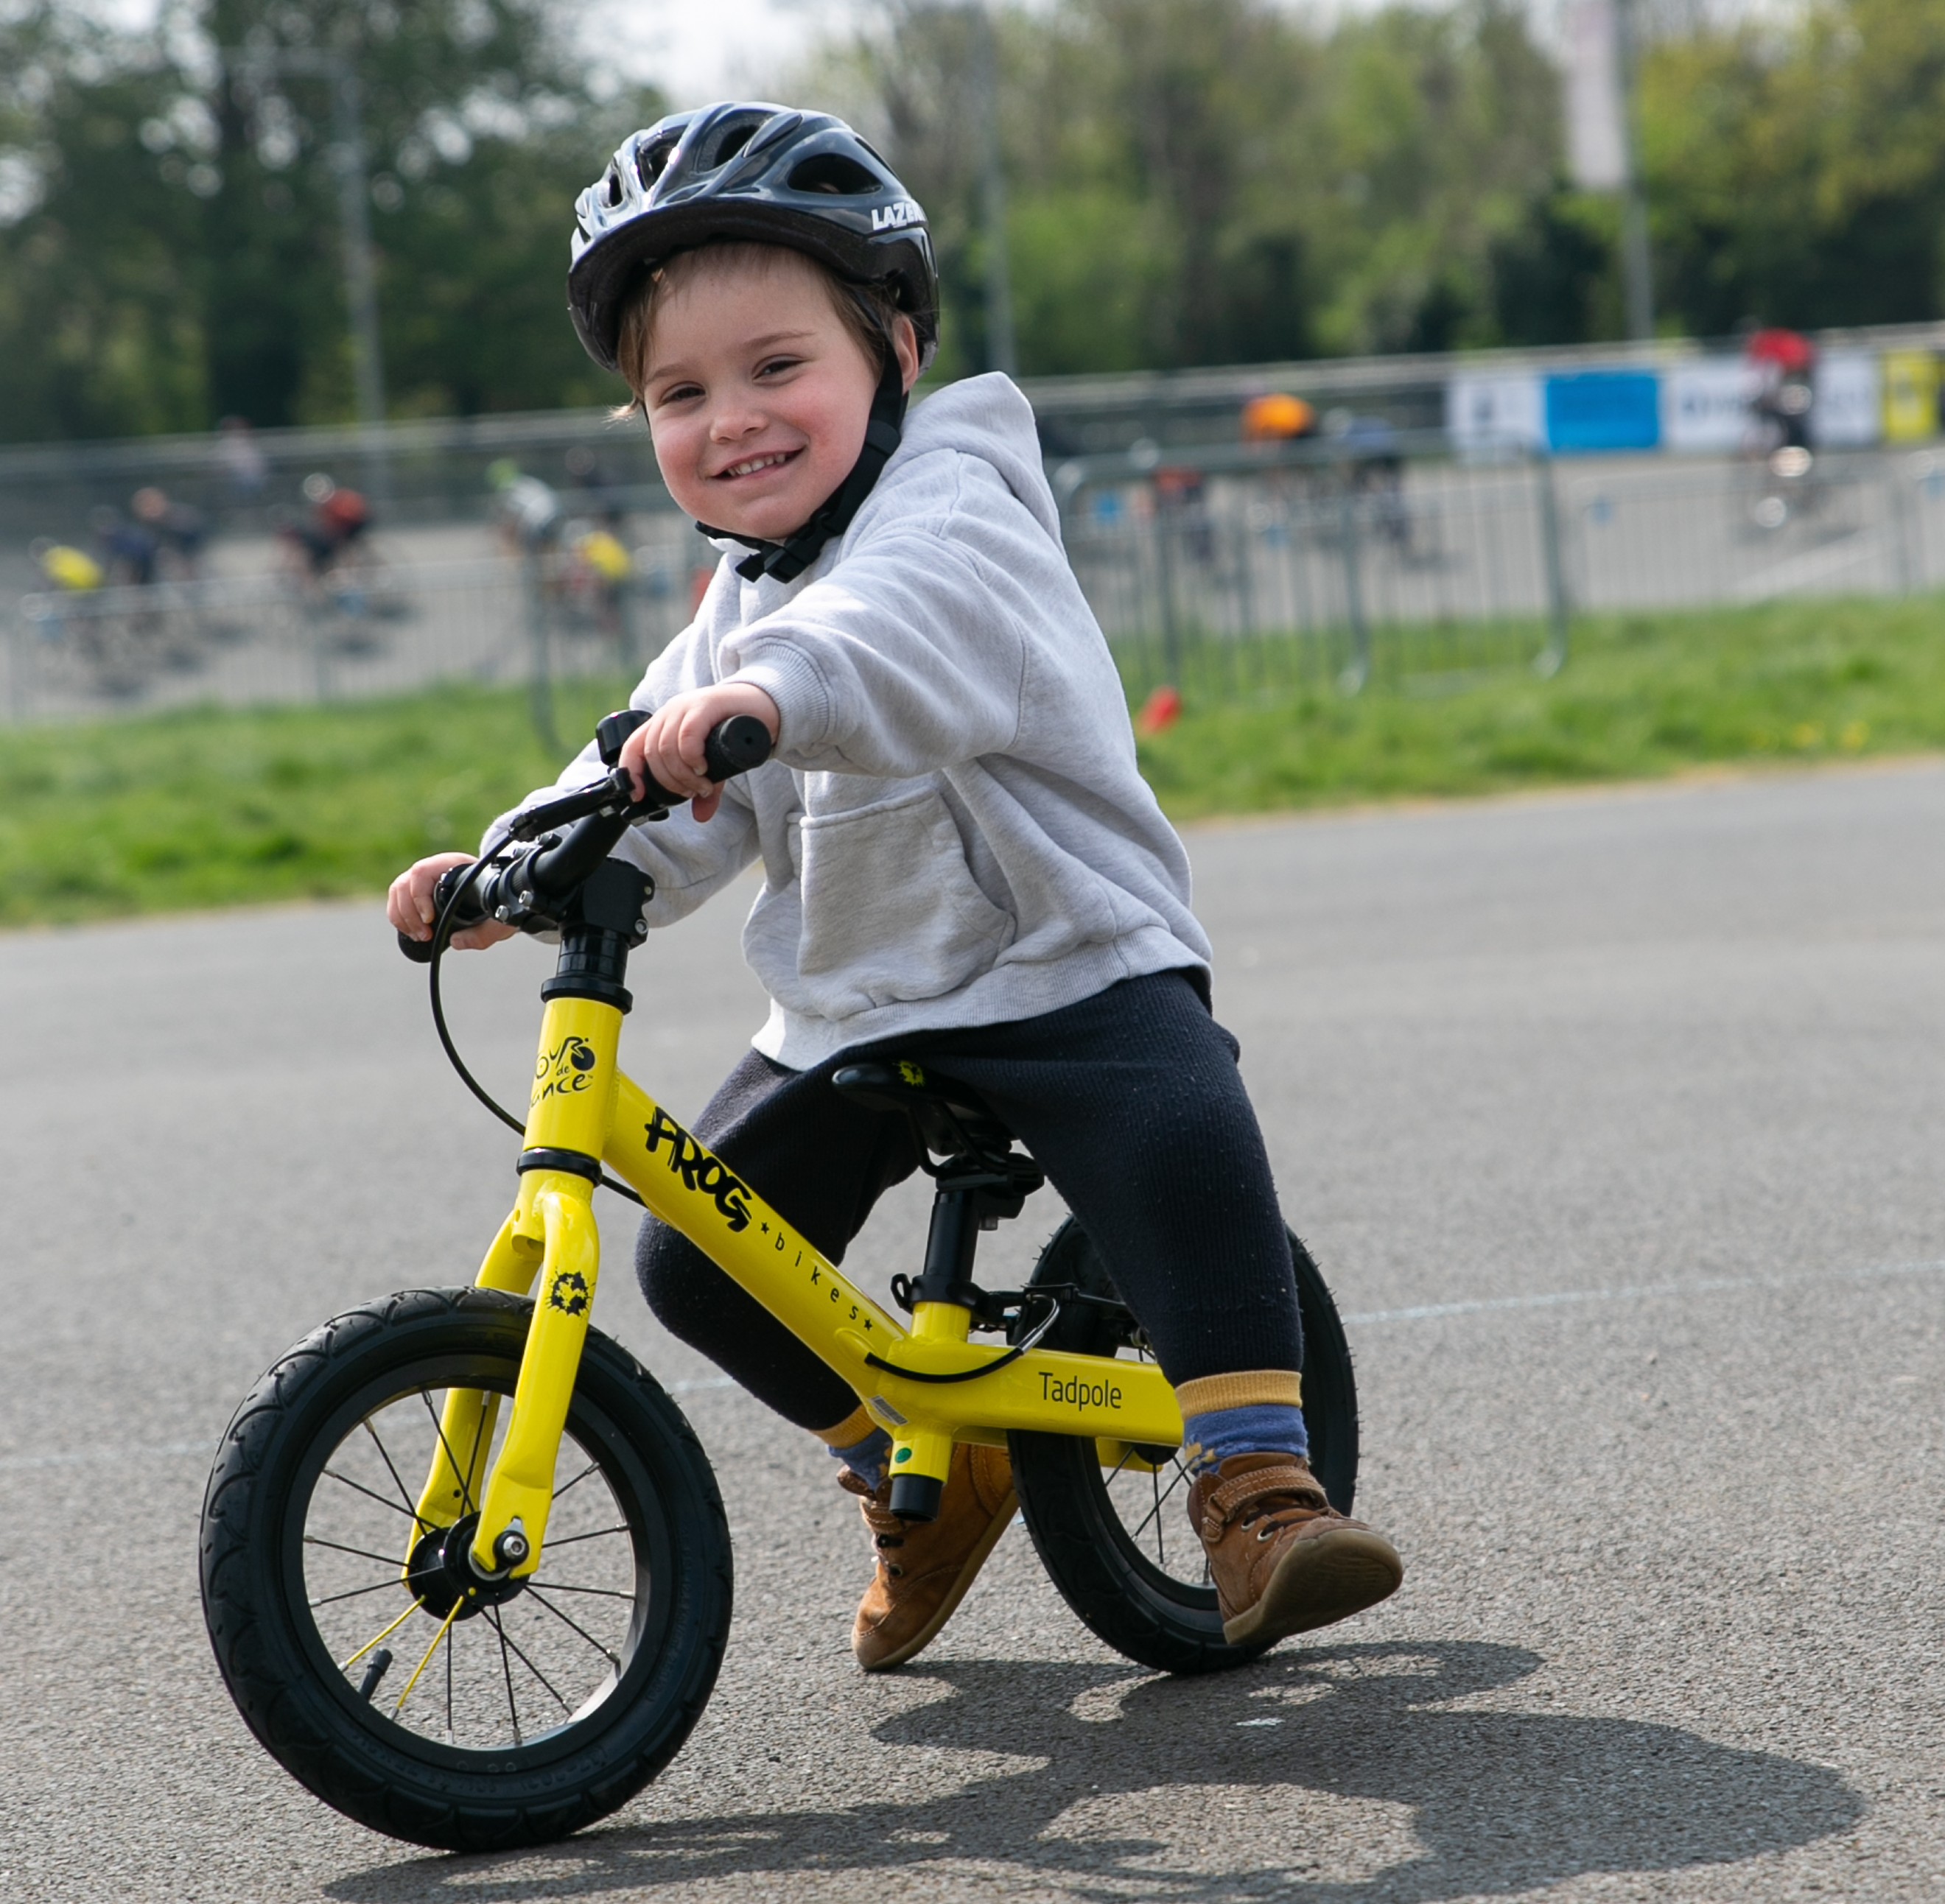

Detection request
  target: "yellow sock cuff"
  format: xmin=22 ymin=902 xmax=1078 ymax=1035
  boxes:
xmin=818 ymin=1402 xmax=878 ymax=1451
xmin=1174 ymin=1369 xmax=1303 ymax=1416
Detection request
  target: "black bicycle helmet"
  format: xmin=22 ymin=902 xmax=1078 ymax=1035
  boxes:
xmin=569 ymin=102 xmax=939 ymax=377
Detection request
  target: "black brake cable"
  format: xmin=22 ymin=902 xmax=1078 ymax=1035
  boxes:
xmin=426 ymin=826 xmax=648 ymax=1210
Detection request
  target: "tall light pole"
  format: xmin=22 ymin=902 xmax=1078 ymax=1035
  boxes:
xmin=221 ymin=44 xmax=390 ymax=499
xmin=970 ymin=4 xmax=1016 ymax=376
xmin=1565 ymin=0 xmax=1654 ymax=344
xmin=1614 ymin=0 xmax=1655 ymax=342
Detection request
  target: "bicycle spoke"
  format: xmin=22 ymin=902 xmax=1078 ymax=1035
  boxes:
xmin=446 ymin=1620 xmax=455 ymax=1742
xmin=529 ymin=1580 xmax=632 ymax=1601
xmin=542 ymin=1522 xmax=630 ymax=1550
xmin=1127 ymin=1460 xmax=1191 ymax=1546
xmin=550 ymin=1460 xmax=601 ymax=1505
xmin=492 ymin=1606 xmax=572 ymax=1715
xmin=491 ymin=1605 xmax=523 ymax=1744
xmin=306 ymin=1534 xmax=407 ymax=1569
xmin=359 ymin=1416 xmax=425 ymax=1527
xmin=340 ymin=1598 xmax=421 ymax=1674
xmin=462 ymin=1391 xmax=492 ymax=1525
xmin=393 ymin=1603 xmax=463 ymax=1716
xmin=419 ymin=1388 xmax=480 ymax=1517
xmin=310 ymin=1575 xmax=413 ymax=1612
xmin=323 ymin=1464 xmax=423 ymax=1524
xmin=527 ymin=1587 xmax=623 ymax=1670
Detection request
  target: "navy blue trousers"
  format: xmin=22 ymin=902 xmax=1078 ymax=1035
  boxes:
xmin=636 ymin=969 xmax=1303 ymax=1432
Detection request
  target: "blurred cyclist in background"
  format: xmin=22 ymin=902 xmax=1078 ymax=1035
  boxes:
xmin=1739 ymin=324 xmax=1819 ymax=530
xmin=1241 ymin=392 xmax=1317 ymax=447
xmin=281 ymin=472 xmax=372 ymax=580
xmin=488 ymin=457 xmax=565 ymax=555
xmin=30 ymin=536 xmax=104 ymax=594
xmin=1744 ymin=325 xmax=1817 ymax=457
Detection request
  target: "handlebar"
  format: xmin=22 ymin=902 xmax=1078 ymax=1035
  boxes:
xmin=396 ymin=712 xmax=773 ymax=963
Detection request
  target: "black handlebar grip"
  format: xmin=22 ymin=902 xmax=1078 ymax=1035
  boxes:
xmin=703 ymin=713 xmax=774 ymax=781
xmin=397 ymin=929 xmax=435 ymax=963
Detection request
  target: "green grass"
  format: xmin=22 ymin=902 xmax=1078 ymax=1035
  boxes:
xmin=1132 ymin=596 xmax=1944 ymax=819
xmin=1 ymin=594 xmax=1941 ymax=927
xmin=0 ymin=676 xmax=634 ymax=927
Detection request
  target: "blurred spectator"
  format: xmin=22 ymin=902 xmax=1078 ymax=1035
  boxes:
xmin=564 ymin=443 xmax=627 ymax=531
xmin=217 ymin=415 xmax=268 ymax=504
xmin=89 ymin=505 xmax=160 ymax=587
xmin=131 ymin=486 xmax=208 ymax=581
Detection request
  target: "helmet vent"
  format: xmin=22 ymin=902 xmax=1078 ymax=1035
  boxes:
xmin=636 ymin=136 xmax=679 ymax=192
xmin=711 ymin=122 xmax=760 ymax=168
xmin=788 ymin=154 xmax=883 ymax=196
xmin=604 ymin=167 xmax=623 ymax=208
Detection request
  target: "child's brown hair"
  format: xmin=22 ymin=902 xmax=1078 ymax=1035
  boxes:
xmin=614 ymin=240 xmax=903 ymax=404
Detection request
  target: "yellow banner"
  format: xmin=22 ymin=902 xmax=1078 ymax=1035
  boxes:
xmin=1882 ymin=350 xmax=1939 ymax=443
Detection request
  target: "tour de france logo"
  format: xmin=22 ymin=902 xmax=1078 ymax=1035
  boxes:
xmin=532 ymin=1035 xmax=598 ymax=1106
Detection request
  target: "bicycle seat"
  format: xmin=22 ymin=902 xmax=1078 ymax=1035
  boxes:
xmin=830 ymin=1061 xmax=1014 ymax=1159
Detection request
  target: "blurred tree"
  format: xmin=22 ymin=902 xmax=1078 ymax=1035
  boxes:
xmin=16 ymin=0 xmax=1945 ymax=441
xmin=807 ymin=0 xmax=1579 ymax=376
xmin=0 ymin=9 xmax=208 ymax=439
xmin=1642 ymin=0 xmax=1945 ymax=334
xmin=0 ymin=0 xmax=660 ymax=440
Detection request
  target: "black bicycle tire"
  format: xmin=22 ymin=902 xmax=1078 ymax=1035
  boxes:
xmin=1008 ymin=1220 xmax=1359 ymax=1676
xmin=200 ymin=1287 xmax=732 ymax=1850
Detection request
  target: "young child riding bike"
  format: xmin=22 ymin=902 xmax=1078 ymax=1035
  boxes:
xmin=389 ymin=101 xmax=1403 ymax=1671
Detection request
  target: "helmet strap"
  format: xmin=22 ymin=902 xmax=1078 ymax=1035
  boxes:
xmin=694 ymin=349 xmax=908 ymax=585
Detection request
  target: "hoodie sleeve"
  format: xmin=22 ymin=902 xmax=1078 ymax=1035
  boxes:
xmin=718 ymin=452 xmax=1034 ymax=779
xmin=484 ymin=581 xmax=762 ymax=924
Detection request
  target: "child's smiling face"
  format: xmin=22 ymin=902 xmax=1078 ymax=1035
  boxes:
xmin=639 ymin=247 xmax=917 ymax=544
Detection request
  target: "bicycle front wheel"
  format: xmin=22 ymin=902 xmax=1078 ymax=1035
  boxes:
xmin=200 ymin=1288 xmax=732 ymax=1850
xmin=1009 ymin=1219 xmax=1359 ymax=1676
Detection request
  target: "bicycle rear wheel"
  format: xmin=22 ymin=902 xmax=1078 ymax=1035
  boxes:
xmin=200 ymin=1287 xmax=732 ymax=1849
xmin=1008 ymin=1220 xmax=1359 ymax=1675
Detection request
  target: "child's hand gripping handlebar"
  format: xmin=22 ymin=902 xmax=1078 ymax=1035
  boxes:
xmin=396 ymin=712 xmax=773 ymax=963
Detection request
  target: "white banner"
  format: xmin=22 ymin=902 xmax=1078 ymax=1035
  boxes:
xmin=1446 ymin=372 xmax=1546 ymax=454
xmin=1662 ymin=359 xmax=1760 ymax=454
xmin=1564 ymin=0 xmax=1628 ymax=192
xmin=1811 ymin=350 xmax=1883 ymax=448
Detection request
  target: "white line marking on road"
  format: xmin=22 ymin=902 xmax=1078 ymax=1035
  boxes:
xmin=1343 ymin=1255 xmax=1945 ymax=1327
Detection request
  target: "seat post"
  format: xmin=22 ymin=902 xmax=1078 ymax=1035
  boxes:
xmin=912 ymin=1171 xmax=989 ymax=1312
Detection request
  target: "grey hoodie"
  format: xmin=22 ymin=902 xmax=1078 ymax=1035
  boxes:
xmin=511 ymin=372 xmax=1211 ymax=1069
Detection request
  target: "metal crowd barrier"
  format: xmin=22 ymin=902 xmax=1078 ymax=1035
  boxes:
xmin=4 ymin=543 xmax=699 ymax=740
xmin=13 ymin=437 xmax=1945 ymax=730
xmin=1053 ymin=432 xmax=1571 ymax=698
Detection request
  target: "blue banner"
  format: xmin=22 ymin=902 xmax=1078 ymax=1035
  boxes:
xmin=1544 ymin=370 xmax=1661 ymax=454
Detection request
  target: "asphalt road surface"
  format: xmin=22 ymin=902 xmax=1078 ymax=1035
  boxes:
xmin=4 ymin=761 xmax=1942 ymax=1903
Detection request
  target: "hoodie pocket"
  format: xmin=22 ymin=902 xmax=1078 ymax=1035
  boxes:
xmin=794 ymin=785 xmax=1014 ymax=1016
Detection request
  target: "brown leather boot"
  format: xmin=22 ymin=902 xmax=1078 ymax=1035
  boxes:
xmin=838 ymin=1441 xmax=1017 ymax=1671
xmin=1188 ymin=1452 xmax=1403 ymax=1645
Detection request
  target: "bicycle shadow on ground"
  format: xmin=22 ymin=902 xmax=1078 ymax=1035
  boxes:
xmin=329 ymin=1641 xmax=1863 ymax=1903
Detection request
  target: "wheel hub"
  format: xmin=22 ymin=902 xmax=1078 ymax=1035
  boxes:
xmin=405 ymin=1513 xmax=527 ymax=1622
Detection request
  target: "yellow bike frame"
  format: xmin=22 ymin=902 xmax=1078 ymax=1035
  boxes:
xmin=415 ymin=991 xmax=1186 ymax=1580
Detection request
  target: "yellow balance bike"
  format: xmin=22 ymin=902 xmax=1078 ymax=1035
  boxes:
xmin=199 ymin=714 xmax=1361 ymax=1851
